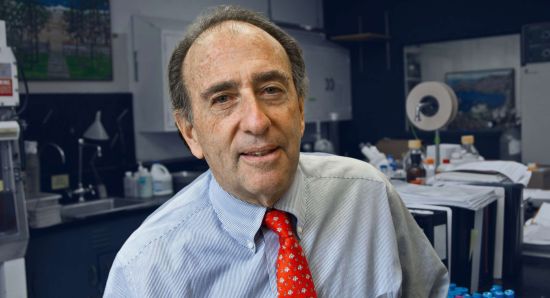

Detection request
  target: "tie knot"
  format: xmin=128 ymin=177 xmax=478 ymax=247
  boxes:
xmin=264 ymin=209 xmax=294 ymax=239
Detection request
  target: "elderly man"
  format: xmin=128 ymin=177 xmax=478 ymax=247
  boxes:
xmin=105 ymin=5 xmax=448 ymax=297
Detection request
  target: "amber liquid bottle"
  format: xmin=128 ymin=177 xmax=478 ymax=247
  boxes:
xmin=406 ymin=152 xmax=426 ymax=184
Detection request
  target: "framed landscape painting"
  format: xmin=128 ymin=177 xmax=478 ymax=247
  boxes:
xmin=445 ymin=68 xmax=515 ymax=131
xmin=0 ymin=0 xmax=112 ymax=80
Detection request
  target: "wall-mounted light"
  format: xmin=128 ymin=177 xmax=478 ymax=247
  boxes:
xmin=83 ymin=111 xmax=109 ymax=141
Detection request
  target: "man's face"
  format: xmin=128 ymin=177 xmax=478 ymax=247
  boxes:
xmin=176 ymin=21 xmax=305 ymax=207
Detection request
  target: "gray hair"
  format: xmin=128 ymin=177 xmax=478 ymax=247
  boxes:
xmin=168 ymin=5 xmax=308 ymax=123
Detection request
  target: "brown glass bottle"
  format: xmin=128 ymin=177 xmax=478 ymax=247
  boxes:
xmin=406 ymin=152 xmax=426 ymax=184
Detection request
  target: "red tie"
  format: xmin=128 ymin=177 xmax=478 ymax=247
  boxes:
xmin=264 ymin=209 xmax=317 ymax=298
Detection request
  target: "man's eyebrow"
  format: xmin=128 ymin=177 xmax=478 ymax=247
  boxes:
xmin=252 ymin=70 xmax=290 ymax=86
xmin=200 ymin=80 xmax=239 ymax=100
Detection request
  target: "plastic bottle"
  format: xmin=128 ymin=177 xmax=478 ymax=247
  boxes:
xmin=503 ymin=289 xmax=514 ymax=298
xmin=123 ymin=171 xmax=137 ymax=198
xmin=25 ymin=141 xmax=41 ymax=195
xmin=379 ymin=165 xmax=391 ymax=178
xmin=449 ymin=283 xmax=456 ymax=292
xmin=151 ymin=163 xmax=173 ymax=196
xmin=424 ymin=157 xmax=435 ymax=180
xmin=136 ymin=163 xmax=153 ymax=198
xmin=437 ymin=158 xmax=452 ymax=173
xmin=499 ymin=124 xmax=521 ymax=161
xmin=490 ymin=285 xmax=503 ymax=294
xmin=455 ymin=135 xmax=481 ymax=163
xmin=405 ymin=140 xmax=426 ymax=184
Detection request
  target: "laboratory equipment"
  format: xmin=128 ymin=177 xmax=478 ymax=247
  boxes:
xmin=405 ymin=140 xmax=426 ymax=184
xmin=151 ymin=163 xmax=173 ymax=196
xmin=136 ymin=162 xmax=152 ymax=198
xmin=123 ymin=171 xmax=138 ymax=198
xmin=0 ymin=18 xmax=27 ymax=262
xmin=359 ymin=142 xmax=390 ymax=170
xmin=68 ymin=138 xmax=102 ymax=202
xmin=83 ymin=110 xmax=109 ymax=141
xmin=0 ymin=19 xmax=28 ymax=298
xmin=24 ymin=141 xmax=40 ymax=195
xmin=406 ymin=82 xmax=458 ymax=169
xmin=424 ymin=157 xmax=436 ymax=180
xmin=449 ymin=135 xmax=484 ymax=165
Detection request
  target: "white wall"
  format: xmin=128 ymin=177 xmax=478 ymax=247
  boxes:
xmin=410 ymin=34 xmax=521 ymax=113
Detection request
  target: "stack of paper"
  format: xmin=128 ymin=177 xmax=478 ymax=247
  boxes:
xmin=26 ymin=193 xmax=62 ymax=228
xmin=394 ymin=181 xmax=500 ymax=210
xmin=432 ymin=172 xmax=507 ymax=185
xmin=524 ymin=203 xmax=550 ymax=245
xmin=434 ymin=160 xmax=531 ymax=186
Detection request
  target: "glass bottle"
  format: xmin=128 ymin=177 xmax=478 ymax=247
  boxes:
xmin=406 ymin=140 xmax=426 ymax=184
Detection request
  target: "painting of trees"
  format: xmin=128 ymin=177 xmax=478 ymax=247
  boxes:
xmin=0 ymin=0 xmax=112 ymax=80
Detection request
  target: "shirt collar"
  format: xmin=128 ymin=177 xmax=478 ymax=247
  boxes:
xmin=208 ymin=163 xmax=306 ymax=249
xmin=274 ymin=165 xmax=306 ymax=232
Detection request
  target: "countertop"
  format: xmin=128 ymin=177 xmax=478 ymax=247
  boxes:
xmin=29 ymin=195 xmax=172 ymax=232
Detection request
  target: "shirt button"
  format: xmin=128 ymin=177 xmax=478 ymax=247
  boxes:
xmin=247 ymin=241 xmax=254 ymax=250
xmin=297 ymin=226 xmax=303 ymax=234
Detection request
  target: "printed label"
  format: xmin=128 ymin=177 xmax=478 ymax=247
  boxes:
xmin=51 ymin=174 xmax=70 ymax=190
xmin=0 ymin=79 xmax=12 ymax=96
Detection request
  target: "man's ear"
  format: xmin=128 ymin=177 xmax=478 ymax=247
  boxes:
xmin=299 ymin=96 xmax=305 ymax=137
xmin=174 ymin=113 xmax=204 ymax=159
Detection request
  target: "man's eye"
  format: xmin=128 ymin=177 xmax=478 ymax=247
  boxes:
xmin=212 ymin=95 xmax=230 ymax=104
xmin=264 ymin=86 xmax=282 ymax=94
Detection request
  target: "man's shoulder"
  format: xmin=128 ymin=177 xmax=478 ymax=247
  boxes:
xmin=299 ymin=153 xmax=385 ymax=183
xmin=114 ymin=171 xmax=213 ymax=266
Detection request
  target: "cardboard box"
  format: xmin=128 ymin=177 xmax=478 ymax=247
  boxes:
xmin=528 ymin=166 xmax=550 ymax=190
xmin=375 ymin=139 xmax=410 ymax=160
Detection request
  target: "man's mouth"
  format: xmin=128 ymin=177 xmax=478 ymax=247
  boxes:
xmin=243 ymin=148 xmax=277 ymax=157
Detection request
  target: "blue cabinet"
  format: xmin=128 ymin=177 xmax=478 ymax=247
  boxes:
xmin=25 ymin=209 xmax=154 ymax=297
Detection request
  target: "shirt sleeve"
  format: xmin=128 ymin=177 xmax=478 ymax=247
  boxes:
xmin=103 ymin=256 xmax=135 ymax=298
xmin=385 ymin=181 xmax=450 ymax=298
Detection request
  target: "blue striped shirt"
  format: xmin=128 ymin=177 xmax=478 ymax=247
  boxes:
xmin=104 ymin=154 xmax=448 ymax=297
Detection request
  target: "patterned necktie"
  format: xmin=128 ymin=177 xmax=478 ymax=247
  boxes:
xmin=264 ymin=209 xmax=317 ymax=298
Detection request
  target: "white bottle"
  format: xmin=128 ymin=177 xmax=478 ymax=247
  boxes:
xmin=451 ymin=135 xmax=483 ymax=165
xmin=424 ymin=157 xmax=436 ymax=179
xmin=151 ymin=163 xmax=173 ymax=196
xmin=136 ymin=163 xmax=153 ymax=198
xmin=123 ymin=171 xmax=138 ymax=198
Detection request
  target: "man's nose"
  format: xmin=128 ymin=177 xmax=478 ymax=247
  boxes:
xmin=240 ymin=93 xmax=271 ymax=135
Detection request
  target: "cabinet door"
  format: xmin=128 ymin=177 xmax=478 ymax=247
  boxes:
xmin=302 ymin=44 xmax=352 ymax=122
xmin=521 ymin=63 xmax=550 ymax=164
xmin=162 ymin=30 xmax=185 ymax=131
xmin=25 ymin=211 xmax=153 ymax=297
xmin=270 ymin=0 xmax=323 ymax=29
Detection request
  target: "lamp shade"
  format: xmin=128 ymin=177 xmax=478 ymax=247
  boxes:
xmin=84 ymin=111 xmax=109 ymax=141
